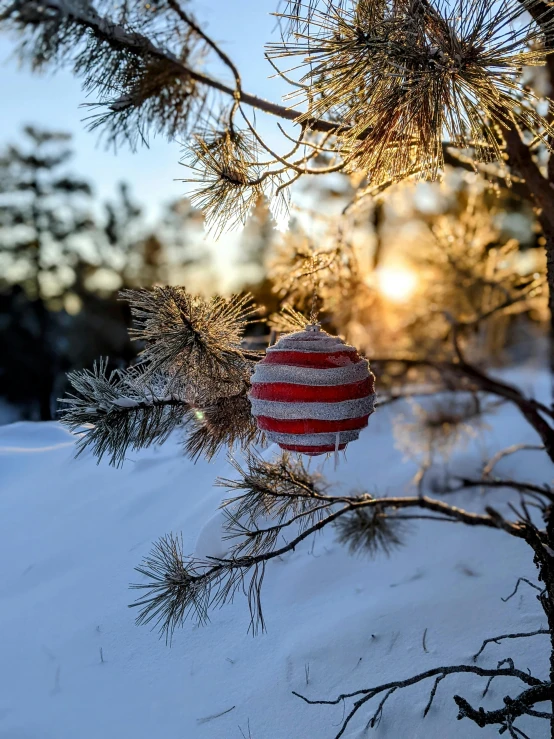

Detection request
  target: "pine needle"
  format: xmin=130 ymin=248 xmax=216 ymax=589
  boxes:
xmin=269 ymin=0 xmax=554 ymax=185
xmin=335 ymin=507 xmax=407 ymax=557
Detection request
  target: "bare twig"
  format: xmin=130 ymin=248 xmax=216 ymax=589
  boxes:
xmin=196 ymin=705 xmax=236 ymax=724
xmin=453 ymin=477 xmax=554 ymax=504
xmin=454 ymin=683 xmax=552 ymax=730
xmin=502 ymin=577 xmax=546 ymax=603
xmin=293 ymin=663 xmax=544 ymax=739
xmin=365 ymin=687 xmax=397 ymax=729
xmin=424 ymin=673 xmax=447 ymax=716
xmin=483 ymin=445 xmax=544 ymax=477
xmin=472 ymin=629 xmax=549 ymax=661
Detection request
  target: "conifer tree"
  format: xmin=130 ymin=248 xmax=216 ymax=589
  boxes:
xmin=4 ymin=1 xmax=554 ymax=735
xmin=0 ymin=126 xmax=94 ymax=418
xmin=0 ymin=125 xmax=94 ymax=301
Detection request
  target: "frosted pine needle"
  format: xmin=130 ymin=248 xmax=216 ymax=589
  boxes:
xmin=269 ymin=0 xmax=554 ymax=184
xmin=183 ymin=128 xmax=291 ymax=236
xmin=123 ymin=287 xmax=257 ymax=395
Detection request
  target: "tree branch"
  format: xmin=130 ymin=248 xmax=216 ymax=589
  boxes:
xmin=131 ymin=486 xmax=527 ymax=636
xmin=502 ymin=577 xmax=546 ymax=603
xmin=293 ymin=663 xmax=545 ymax=739
xmin=451 ymin=477 xmax=554 ymax=505
xmin=454 ymin=684 xmax=552 ymax=729
xmin=371 ymin=356 xmax=554 ymax=460
xmin=472 ymin=629 xmax=549 ymax=662
xmin=6 ymin=0 xmax=343 ymax=133
xmin=483 ymin=444 xmax=545 ymax=477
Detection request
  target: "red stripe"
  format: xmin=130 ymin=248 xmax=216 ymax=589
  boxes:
xmin=279 ymin=443 xmax=347 ymax=456
xmin=263 ymin=350 xmax=360 ymax=368
xmin=257 ymin=415 xmax=369 ymax=434
xmin=250 ymin=378 xmax=373 ymax=403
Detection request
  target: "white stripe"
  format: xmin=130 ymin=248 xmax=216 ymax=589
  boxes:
xmin=266 ymin=430 xmax=361 ymax=446
xmin=250 ymin=396 xmax=375 ymax=420
xmin=268 ymin=339 xmax=356 ymax=353
xmin=277 ymin=330 xmax=345 ymax=343
xmin=251 ymin=360 xmax=370 ymax=386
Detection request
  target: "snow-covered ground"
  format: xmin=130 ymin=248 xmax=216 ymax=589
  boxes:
xmin=0 ymin=370 xmax=552 ymax=739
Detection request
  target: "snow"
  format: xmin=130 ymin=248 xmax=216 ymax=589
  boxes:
xmin=0 ymin=369 xmax=552 ymax=739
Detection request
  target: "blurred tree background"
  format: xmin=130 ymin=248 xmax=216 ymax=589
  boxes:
xmin=266 ymin=170 xmax=548 ymax=365
xmin=1 ymin=0 xmax=551 ymax=427
xmin=1 ymin=126 xmax=548 ymax=421
xmin=0 ymin=125 xmax=211 ymax=420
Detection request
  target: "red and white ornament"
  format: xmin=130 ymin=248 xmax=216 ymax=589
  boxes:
xmin=249 ymin=324 xmax=375 ymax=456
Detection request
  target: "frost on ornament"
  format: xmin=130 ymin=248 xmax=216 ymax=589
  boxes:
xmin=249 ymin=324 xmax=375 ymax=456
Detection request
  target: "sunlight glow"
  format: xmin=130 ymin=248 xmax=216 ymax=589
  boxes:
xmin=376 ymin=266 xmax=418 ymax=303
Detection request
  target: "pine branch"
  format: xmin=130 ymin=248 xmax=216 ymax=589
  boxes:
xmin=131 ymin=503 xmax=350 ymax=637
xmin=0 ymin=0 xmax=339 ymax=137
xmin=5 ymin=0 xmax=554 ymax=236
xmin=182 ymin=128 xmax=291 ymax=236
xmin=184 ymin=392 xmax=262 ymax=462
xmin=335 ymin=508 xmax=407 ymax=557
xmin=5 ymin=0 xmax=553 ymax=182
xmin=483 ymin=444 xmax=545 ymax=477
xmin=450 ymin=476 xmax=554 ymax=504
xmin=269 ymin=0 xmax=554 ymax=184
xmin=165 ymin=0 xmax=241 ymax=100
xmin=267 ymin=304 xmax=309 ymax=334
xmin=218 ymin=453 xmax=338 ymax=525
xmin=59 ymin=289 xmax=260 ymax=465
xmin=59 ymin=359 xmax=190 ymax=466
xmin=220 ymin=455 xmax=337 ymax=558
xmin=371 ymin=356 xmax=554 ymax=461
xmin=130 ymin=454 xmax=527 ymax=638
xmin=122 ymin=287 xmax=256 ymax=393
xmin=0 ymin=0 xmax=207 ymax=148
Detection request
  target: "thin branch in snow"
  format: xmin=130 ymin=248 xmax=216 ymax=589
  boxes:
xmin=472 ymin=629 xmax=549 ymax=661
xmin=196 ymin=705 xmax=236 ymax=724
xmin=238 ymin=718 xmax=253 ymax=739
xmin=364 ymin=687 xmax=397 ymax=730
xmin=424 ymin=673 xmax=447 ymax=716
xmin=501 ymin=577 xmax=546 ymax=602
xmin=293 ymin=663 xmax=546 ymax=739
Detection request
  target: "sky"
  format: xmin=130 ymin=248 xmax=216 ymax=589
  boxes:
xmin=0 ymin=1 xmax=294 ymax=283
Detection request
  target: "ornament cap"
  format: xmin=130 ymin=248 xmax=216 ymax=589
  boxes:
xmin=305 ymin=323 xmax=321 ymax=332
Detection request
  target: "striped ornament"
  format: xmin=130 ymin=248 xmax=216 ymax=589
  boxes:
xmin=249 ymin=324 xmax=375 ymax=456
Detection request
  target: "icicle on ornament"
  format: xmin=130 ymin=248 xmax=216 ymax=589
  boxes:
xmin=249 ymin=324 xmax=375 ymax=457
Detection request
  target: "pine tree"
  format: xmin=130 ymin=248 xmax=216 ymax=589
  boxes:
xmin=0 ymin=126 xmax=94 ymax=418
xmin=0 ymin=125 xmax=94 ymax=302
xmin=4 ymin=1 xmax=554 ymax=735
xmin=0 ymin=126 xmax=206 ymax=418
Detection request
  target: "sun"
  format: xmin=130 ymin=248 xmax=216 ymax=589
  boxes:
xmin=375 ymin=265 xmax=418 ymax=303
